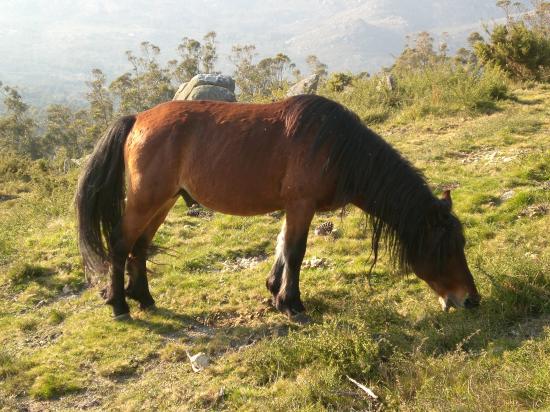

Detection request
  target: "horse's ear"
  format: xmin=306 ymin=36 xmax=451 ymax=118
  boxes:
xmin=441 ymin=190 xmax=453 ymax=209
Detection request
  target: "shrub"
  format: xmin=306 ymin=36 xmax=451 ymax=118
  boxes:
xmin=475 ymin=21 xmax=550 ymax=82
xmin=473 ymin=1 xmax=550 ymax=82
xmin=325 ymin=72 xmax=354 ymax=92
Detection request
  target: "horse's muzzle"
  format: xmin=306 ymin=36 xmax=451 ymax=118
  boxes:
xmin=463 ymin=295 xmax=480 ymax=309
xmin=439 ymin=293 xmax=480 ymax=311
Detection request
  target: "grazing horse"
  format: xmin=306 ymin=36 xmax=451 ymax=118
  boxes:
xmin=76 ymin=95 xmax=480 ymax=320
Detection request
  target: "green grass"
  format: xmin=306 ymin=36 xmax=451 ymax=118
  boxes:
xmin=0 ymin=86 xmax=549 ymax=411
xmin=321 ymin=63 xmax=509 ymax=125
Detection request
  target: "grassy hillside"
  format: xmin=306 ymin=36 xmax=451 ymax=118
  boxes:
xmin=0 ymin=85 xmax=549 ymax=411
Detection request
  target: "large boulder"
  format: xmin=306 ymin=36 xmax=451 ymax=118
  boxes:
xmin=187 ymin=85 xmax=237 ymax=102
xmin=174 ymin=74 xmax=236 ymax=102
xmin=286 ymin=74 xmax=320 ymax=97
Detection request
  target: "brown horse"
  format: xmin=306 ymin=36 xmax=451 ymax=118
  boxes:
xmin=76 ymin=95 xmax=480 ymax=320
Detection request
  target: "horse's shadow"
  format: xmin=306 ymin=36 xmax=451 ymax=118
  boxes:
xmin=127 ymin=268 xmax=549 ymax=361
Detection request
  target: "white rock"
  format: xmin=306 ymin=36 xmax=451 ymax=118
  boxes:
xmin=500 ymin=190 xmax=515 ymax=201
xmin=187 ymin=351 xmax=209 ymax=372
xmin=174 ymin=74 xmax=235 ymax=101
xmin=286 ymin=74 xmax=320 ymax=97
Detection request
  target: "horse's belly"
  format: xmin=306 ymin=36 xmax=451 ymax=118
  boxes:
xmin=180 ymin=155 xmax=285 ymax=216
xmin=184 ymin=181 xmax=284 ymax=216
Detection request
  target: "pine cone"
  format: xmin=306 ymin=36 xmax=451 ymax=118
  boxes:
xmin=187 ymin=206 xmax=202 ymax=217
xmin=314 ymin=221 xmax=334 ymax=236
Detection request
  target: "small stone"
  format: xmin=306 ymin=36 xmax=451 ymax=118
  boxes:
xmin=303 ymin=257 xmax=328 ymax=269
xmin=500 ymin=190 xmax=515 ymax=201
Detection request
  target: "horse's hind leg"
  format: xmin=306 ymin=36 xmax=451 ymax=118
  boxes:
xmin=125 ymin=236 xmax=154 ymax=310
xmin=106 ymin=199 xmax=170 ymax=318
xmin=106 ymin=225 xmax=132 ymax=318
xmin=274 ymin=202 xmax=314 ymax=318
xmin=126 ymin=201 xmax=176 ymax=310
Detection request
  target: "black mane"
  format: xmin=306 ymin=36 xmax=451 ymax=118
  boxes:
xmin=285 ymin=94 xmax=465 ymax=272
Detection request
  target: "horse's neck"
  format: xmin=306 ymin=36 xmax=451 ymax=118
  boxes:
xmin=350 ymin=175 xmax=434 ymax=230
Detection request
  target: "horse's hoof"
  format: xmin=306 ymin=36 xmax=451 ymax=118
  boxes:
xmin=140 ymin=303 xmax=157 ymax=312
xmin=113 ymin=312 xmax=132 ymax=321
xmin=289 ymin=312 xmax=311 ymax=325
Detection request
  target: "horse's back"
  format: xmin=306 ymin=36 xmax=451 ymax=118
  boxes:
xmin=126 ymin=99 xmax=327 ymax=215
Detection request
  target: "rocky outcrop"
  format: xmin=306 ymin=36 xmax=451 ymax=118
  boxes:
xmin=174 ymin=74 xmax=236 ymax=102
xmin=286 ymin=74 xmax=320 ymax=97
xmin=186 ymin=85 xmax=236 ymax=101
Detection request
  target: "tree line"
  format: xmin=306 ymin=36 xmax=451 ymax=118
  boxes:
xmin=0 ymin=30 xmax=328 ymax=159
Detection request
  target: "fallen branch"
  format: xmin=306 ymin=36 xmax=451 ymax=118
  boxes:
xmin=346 ymin=375 xmax=378 ymax=400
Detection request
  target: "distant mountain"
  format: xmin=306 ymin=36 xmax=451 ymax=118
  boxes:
xmin=0 ymin=0 xmax=509 ymax=106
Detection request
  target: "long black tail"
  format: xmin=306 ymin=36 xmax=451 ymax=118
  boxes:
xmin=75 ymin=115 xmax=136 ymax=275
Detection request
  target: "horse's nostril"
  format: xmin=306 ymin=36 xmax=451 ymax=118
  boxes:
xmin=464 ymin=296 xmax=480 ymax=309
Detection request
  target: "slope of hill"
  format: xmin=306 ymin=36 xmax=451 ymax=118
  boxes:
xmin=0 ymin=0 xmax=507 ymax=105
xmin=0 ymin=85 xmax=548 ymax=410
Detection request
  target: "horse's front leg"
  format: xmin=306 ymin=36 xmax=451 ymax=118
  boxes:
xmin=266 ymin=221 xmax=285 ymax=299
xmin=274 ymin=202 xmax=314 ymax=321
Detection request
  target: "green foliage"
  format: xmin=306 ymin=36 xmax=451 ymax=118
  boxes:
xmin=110 ymin=42 xmax=175 ymax=114
xmin=47 ymin=309 xmax=66 ymax=325
xmin=475 ymin=22 xmax=550 ymax=81
xmin=43 ymin=104 xmax=84 ymax=158
xmin=246 ymin=319 xmax=379 ymax=384
xmin=474 ymin=1 xmax=550 ymax=82
xmin=325 ymin=72 xmax=354 ymax=92
xmin=7 ymin=263 xmax=54 ymax=286
xmin=29 ymin=372 xmax=82 ymax=400
xmin=305 ymin=55 xmax=328 ymax=80
xmin=169 ymin=31 xmax=218 ymax=84
xmin=0 ymin=83 xmax=39 ymax=158
xmin=322 ymin=63 xmax=508 ymax=123
xmin=229 ymin=46 xmax=297 ymax=99
xmin=85 ymin=68 xmax=113 ymax=145
xmin=393 ymin=31 xmax=443 ymax=71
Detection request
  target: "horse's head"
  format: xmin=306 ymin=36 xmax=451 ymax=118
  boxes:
xmin=412 ymin=190 xmax=480 ymax=311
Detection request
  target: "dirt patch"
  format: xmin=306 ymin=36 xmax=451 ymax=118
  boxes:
xmin=221 ymin=255 xmax=266 ymax=272
xmin=432 ymin=182 xmax=461 ymax=192
xmin=447 ymin=148 xmax=528 ymax=165
xmin=518 ymin=203 xmax=549 ymax=218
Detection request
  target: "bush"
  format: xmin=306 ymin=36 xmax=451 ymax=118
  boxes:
xmin=474 ymin=21 xmax=550 ymax=82
xmin=325 ymin=72 xmax=354 ymax=92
